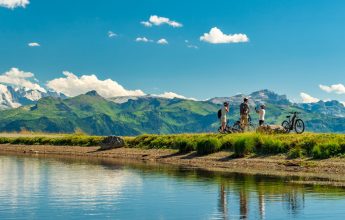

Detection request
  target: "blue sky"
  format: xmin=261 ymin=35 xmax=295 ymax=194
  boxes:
xmin=0 ymin=0 xmax=345 ymax=103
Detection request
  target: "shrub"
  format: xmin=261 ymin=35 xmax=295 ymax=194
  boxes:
xmin=234 ymin=137 xmax=256 ymax=157
xmin=177 ymin=139 xmax=196 ymax=153
xmin=312 ymin=142 xmax=341 ymax=159
xmin=220 ymin=136 xmax=235 ymax=151
xmin=287 ymin=147 xmax=303 ymax=159
xmin=261 ymin=138 xmax=285 ymax=154
xmin=196 ymin=138 xmax=221 ymax=155
xmin=300 ymin=140 xmax=317 ymax=156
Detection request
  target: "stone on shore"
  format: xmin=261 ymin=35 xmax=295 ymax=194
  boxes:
xmin=257 ymin=125 xmax=286 ymax=134
xmin=100 ymin=136 xmax=125 ymax=150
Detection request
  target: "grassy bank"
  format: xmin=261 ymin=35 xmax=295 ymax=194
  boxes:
xmin=0 ymin=132 xmax=345 ymax=159
xmin=125 ymin=133 xmax=345 ymax=159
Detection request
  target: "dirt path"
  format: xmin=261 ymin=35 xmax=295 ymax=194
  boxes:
xmin=2 ymin=144 xmax=345 ymax=184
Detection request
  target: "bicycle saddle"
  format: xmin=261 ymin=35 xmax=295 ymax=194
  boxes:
xmin=286 ymin=116 xmax=291 ymax=118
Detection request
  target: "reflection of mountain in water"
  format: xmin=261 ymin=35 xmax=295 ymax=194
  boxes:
xmin=1 ymin=155 xmax=345 ymax=219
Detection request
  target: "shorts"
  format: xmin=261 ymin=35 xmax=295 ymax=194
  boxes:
xmin=259 ymin=120 xmax=264 ymax=126
xmin=220 ymin=117 xmax=227 ymax=124
xmin=240 ymin=114 xmax=248 ymax=127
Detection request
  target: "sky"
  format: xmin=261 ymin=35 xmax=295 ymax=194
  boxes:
xmin=0 ymin=0 xmax=345 ymax=104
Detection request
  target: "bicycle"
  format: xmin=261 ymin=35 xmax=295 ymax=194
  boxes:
xmin=232 ymin=115 xmax=256 ymax=133
xmin=281 ymin=112 xmax=305 ymax=134
xmin=218 ymin=120 xmax=234 ymax=134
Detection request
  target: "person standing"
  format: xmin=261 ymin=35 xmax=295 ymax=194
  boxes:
xmin=256 ymin=104 xmax=266 ymax=126
xmin=220 ymin=102 xmax=229 ymax=132
xmin=240 ymin=98 xmax=250 ymax=131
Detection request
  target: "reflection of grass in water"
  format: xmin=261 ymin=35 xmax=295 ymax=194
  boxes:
xmin=0 ymin=132 xmax=345 ymax=159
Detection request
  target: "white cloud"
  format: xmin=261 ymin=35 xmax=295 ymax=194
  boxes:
xmin=0 ymin=68 xmax=46 ymax=92
xmin=319 ymin=84 xmax=345 ymax=94
xmin=140 ymin=21 xmax=152 ymax=27
xmin=200 ymin=27 xmax=249 ymax=44
xmin=153 ymin=92 xmax=196 ymax=100
xmin=108 ymin=31 xmax=117 ymax=38
xmin=28 ymin=42 xmax=40 ymax=47
xmin=0 ymin=0 xmax=29 ymax=9
xmin=135 ymin=37 xmax=152 ymax=43
xmin=141 ymin=15 xmax=183 ymax=28
xmin=46 ymin=71 xmax=145 ymax=98
xmin=300 ymin=92 xmax=320 ymax=103
xmin=187 ymin=45 xmax=198 ymax=49
xmin=184 ymin=40 xmax=198 ymax=49
xmin=157 ymin=38 xmax=168 ymax=45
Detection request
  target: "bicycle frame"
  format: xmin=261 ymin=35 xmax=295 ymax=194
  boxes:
xmin=286 ymin=112 xmax=298 ymax=130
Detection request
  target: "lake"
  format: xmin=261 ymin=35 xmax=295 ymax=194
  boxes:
xmin=1 ymin=154 xmax=345 ymax=220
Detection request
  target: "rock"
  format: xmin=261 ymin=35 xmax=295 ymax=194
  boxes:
xmin=257 ymin=125 xmax=286 ymax=134
xmin=100 ymin=136 xmax=125 ymax=150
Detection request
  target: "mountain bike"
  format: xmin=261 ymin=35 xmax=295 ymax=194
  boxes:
xmin=218 ymin=120 xmax=234 ymax=134
xmin=232 ymin=115 xmax=256 ymax=133
xmin=281 ymin=112 xmax=305 ymax=134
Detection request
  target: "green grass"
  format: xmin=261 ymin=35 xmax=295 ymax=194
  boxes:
xmin=1 ymin=132 xmax=345 ymax=159
xmin=0 ymin=133 xmax=105 ymax=147
xmin=125 ymin=133 xmax=345 ymax=159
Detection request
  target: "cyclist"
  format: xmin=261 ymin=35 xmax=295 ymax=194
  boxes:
xmin=255 ymin=104 xmax=266 ymax=126
xmin=240 ymin=98 xmax=250 ymax=131
xmin=220 ymin=102 xmax=229 ymax=132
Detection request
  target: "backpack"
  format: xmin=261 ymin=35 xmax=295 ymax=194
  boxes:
xmin=217 ymin=109 xmax=222 ymax=119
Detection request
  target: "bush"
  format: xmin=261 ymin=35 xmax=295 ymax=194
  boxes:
xmin=177 ymin=139 xmax=196 ymax=153
xmin=300 ymin=140 xmax=316 ymax=156
xmin=287 ymin=147 xmax=303 ymax=159
xmin=234 ymin=137 xmax=256 ymax=157
xmin=220 ymin=136 xmax=235 ymax=151
xmin=196 ymin=138 xmax=221 ymax=155
xmin=312 ymin=142 xmax=341 ymax=159
xmin=261 ymin=138 xmax=285 ymax=154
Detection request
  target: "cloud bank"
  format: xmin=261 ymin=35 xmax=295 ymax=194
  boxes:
xmin=319 ymin=84 xmax=345 ymax=94
xmin=300 ymin=92 xmax=320 ymax=103
xmin=141 ymin=15 xmax=182 ymax=28
xmin=0 ymin=0 xmax=29 ymax=9
xmin=46 ymin=71 xmax=145 ymax=98
xmin=200 ymin=27 xmax=249 ymax=44
xmin=0 ymin=68 xmax=46 ymax=92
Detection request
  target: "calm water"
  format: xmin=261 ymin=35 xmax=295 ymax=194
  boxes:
xmin=1 ymin=154 xmax=345 ymax=220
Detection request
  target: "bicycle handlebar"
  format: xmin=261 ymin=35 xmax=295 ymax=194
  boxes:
xmin=288 ymin=112 xmax=301 ymax=114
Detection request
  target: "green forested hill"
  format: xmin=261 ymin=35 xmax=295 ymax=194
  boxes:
xmin=0 ymin=90 xmax=343 ymax=135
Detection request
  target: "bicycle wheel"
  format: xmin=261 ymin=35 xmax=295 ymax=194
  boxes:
xmin=281 ymin=121 xmax=290 ymax=133
xmin=294 ymin=119 xmax=305 ymax=134
xmin=232 ymin=122 xmax=242 ymax=133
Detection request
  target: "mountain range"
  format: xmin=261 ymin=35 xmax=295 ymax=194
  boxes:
xmin=0 ymin=84 xmax=344 ymax=135
xmin=0 ymin=84 xmax=65 ymax=110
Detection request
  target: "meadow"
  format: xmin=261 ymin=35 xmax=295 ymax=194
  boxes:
xmin=0 ymin=132 xmax=345 ymax=159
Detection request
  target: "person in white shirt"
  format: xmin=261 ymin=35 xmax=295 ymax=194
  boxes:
xmin=220 ymin=102 xmax=229 ymax=132
xmin=256 ymin=104 xmax=266 ymax=126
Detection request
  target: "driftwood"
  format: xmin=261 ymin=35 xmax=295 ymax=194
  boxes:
xmin=100 ymin=136 xmax=125 ymax=150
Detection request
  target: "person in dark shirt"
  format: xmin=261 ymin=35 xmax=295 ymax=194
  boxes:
xmin=240 ymin=98 xmax=250 ymax=131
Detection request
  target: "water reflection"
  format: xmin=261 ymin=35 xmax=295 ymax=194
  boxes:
xmin=1 ymin=154 xmax=345 ymax=219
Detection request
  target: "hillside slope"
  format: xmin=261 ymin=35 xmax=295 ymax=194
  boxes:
xmin=0 ymin=90 xmax=343 ymax=135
